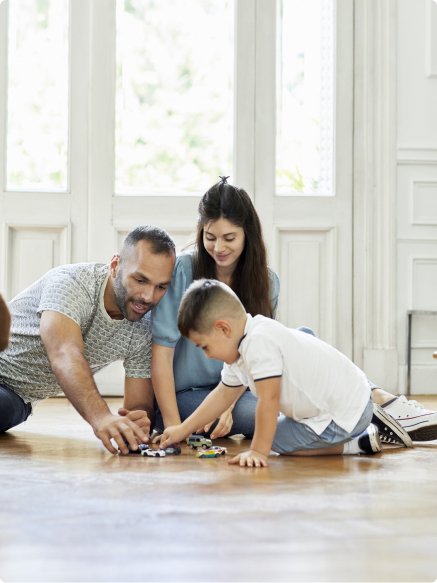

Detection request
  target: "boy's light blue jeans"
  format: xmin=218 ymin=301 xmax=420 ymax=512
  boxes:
xmin=272 ymin=397 xmax=373 ymax=454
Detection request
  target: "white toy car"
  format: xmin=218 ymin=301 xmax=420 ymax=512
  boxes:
xmin=142 ymin=448 xmax=166 ymax=458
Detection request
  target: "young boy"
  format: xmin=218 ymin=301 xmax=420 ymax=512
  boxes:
xmin=160 ymin=279 xmax=390 ymax=468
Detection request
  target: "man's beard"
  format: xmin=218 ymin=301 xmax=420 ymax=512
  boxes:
xmin=113 ymin=271 xmax=153 ymax=321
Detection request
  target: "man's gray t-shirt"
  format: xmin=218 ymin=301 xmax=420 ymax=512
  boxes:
xmin=0 ymin=263 xmax=152 ymax=404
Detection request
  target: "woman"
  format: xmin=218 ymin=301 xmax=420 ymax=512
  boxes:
xmin=151 ymin=177 xmax=279 ymax=438
xmin=150 ymin=177 xmax=437 ymax=444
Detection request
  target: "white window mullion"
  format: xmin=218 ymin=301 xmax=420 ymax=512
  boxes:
xmin=234 ymin=0 xmax=256 ymax=194
xmin=88 ymin=0 xmax=116 ymax=262
xmin=69 ymin=0 xmax=91 ymax=263
xmin=254 ymin=0 xmax=276 ymax=247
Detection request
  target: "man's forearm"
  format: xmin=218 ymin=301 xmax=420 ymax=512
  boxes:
xmin=50 ymin=347 xmax=110 ymax=426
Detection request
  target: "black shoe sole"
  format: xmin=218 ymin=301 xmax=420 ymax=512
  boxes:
xmin=407 ymin=426 xmax=437 ymax=442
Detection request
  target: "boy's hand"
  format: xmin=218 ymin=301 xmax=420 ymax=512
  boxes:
xmin=228 ymin=449 xmax=269 ymax=468
xmin=160 ymin=425 xmax=188 ymax=449
xmin=199 ymin=407 xmax=233 ymax=439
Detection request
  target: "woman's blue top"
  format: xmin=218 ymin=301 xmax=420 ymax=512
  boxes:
xmin=152 ymin=253 xmax=280 ymax=392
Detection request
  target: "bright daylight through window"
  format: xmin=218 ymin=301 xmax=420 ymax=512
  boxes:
xmin=6 ymin=0 xmax=69 ymax=192
xmin=115 ymin=0 xmax=234 ymax=195
xmin=276 ymin=0 xmax=334 ymax=196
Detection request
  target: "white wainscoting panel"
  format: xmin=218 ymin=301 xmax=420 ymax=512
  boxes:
xmin=412 ymin=181 xmax=437 ymax=225
xmin=5 ymin=224 xmax=70 ymax=300
xmin=398 ymin=242 xmax=437 ymax=393
xmin=398 ymin=161 xmax=437 ymax=239
xmin=412 ymin=258 xmax=437 ymax=309
xmin=277 ymin=227 xmax=336 ymax=344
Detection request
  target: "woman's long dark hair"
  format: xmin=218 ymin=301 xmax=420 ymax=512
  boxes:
xmin=192 ymin=179 xmax=272 ymax=318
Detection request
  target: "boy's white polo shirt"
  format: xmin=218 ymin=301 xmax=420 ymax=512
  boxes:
xmin=221 ymin=314 xmax=371 ymax=435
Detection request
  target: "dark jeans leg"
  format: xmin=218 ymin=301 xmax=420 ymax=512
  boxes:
xmin=0 ymin=384 xmax=32 ymax=433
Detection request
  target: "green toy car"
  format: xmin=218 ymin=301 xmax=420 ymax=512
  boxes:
xmin=186 ymin=434 xmax=212 ymax=449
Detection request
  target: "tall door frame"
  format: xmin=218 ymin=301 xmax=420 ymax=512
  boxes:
xmin=249 ymin=0 xmax=355 ymax=356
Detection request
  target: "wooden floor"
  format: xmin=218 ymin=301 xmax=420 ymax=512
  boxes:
xmin=1 ymin=398 xmax=437 ymax=583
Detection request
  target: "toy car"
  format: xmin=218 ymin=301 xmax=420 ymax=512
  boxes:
xmin=164 ymin=445 xmax=181 ymax=455
xmin=186 ymin=434 xmax=212 ymax=449
xmin=119 ymin=442 xmax=150 ymax=455
xmin=142 ymin=448 xmax=166 ymax=457
xmin=196 ymin=446 xmax=227 ymax=458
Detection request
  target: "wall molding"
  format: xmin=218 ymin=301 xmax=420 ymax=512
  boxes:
xmin=2 ymin=223 xmax=71 ymax=298
xmin=275 ymin=225 xmax=337 ymax=344
xmin=397 ymin=146 xmax=437 ymax=165
xmin=411 ymin=181 xmax=437 ymax=225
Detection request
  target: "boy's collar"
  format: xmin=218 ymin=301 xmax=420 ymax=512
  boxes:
xmin=237 ymin=314 xmax=253 ymax=352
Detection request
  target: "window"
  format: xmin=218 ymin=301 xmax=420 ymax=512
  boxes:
xmin=115 ymin=0 xmax=234 ymax=195
xmin=276 ymin=0 xmax=334 ymax=195
xmin=6 ymin=0 xmax=69 ymax=192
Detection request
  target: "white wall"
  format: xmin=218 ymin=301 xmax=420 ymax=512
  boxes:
xmin=396 ymin=0 xmax=437 ymax=394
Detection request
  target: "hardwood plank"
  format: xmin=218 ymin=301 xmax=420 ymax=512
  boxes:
xmin=1 ymin=397 xmax=437 ymax=582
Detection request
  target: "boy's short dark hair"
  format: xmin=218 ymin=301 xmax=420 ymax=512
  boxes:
xmin=178 ymin=279 xmax=244 ymax=337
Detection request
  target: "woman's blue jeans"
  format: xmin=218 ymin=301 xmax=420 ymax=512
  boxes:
xmin=154 ymin=387 xmax=257 ymax=437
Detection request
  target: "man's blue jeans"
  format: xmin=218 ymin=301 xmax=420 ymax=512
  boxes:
xmin=0 ymin=383 xmax=32 ymax=433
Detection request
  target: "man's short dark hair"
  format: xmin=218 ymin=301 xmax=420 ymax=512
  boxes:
xmin=122 ymin=225 xmax=175 ymax=258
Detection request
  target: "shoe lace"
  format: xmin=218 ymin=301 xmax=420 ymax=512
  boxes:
xmin=380 ymin=434 xmax=403 ymax=444
xmin=398 ymin=396 xmax=432 ymax=413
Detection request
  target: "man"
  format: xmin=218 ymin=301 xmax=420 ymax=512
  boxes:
xmin=0 ymin=225 xmax=175 ymax=454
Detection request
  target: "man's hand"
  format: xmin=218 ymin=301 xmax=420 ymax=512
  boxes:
xmin=118 ymin=407 xmax=151 ymax=434
xmin=93 ymin=412 xmax=150 ymax=455
xmin=228 ymin=449 xmax=269 ymax=468
xmin=160 ymin=424 xmax=188 ymax=449
xmin=199 ymin=407 xmax=233 ymax=439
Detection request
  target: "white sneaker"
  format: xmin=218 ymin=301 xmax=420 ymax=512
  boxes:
xmin=372 ymin=404 xmax=413 ymax=447
xmin=384 ymin=396 xmax=437 ymax=441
